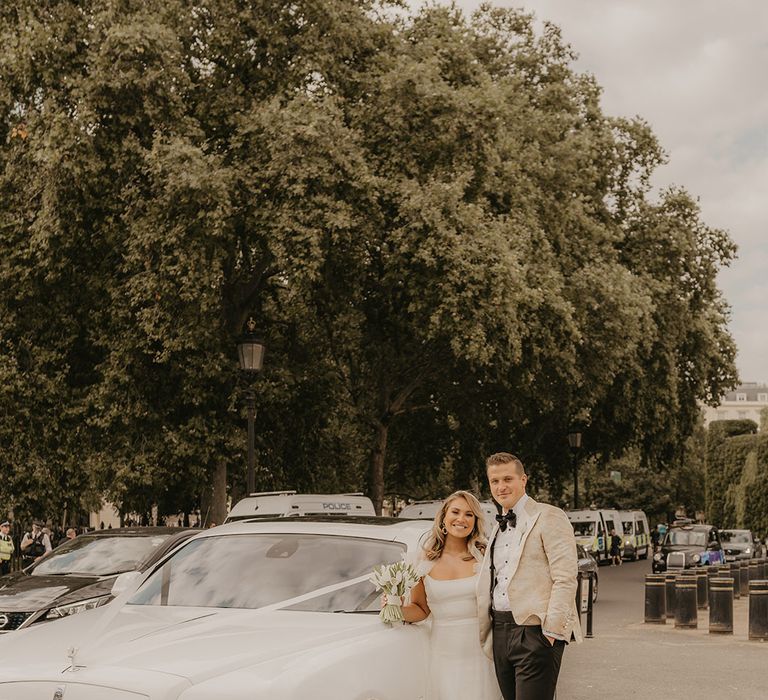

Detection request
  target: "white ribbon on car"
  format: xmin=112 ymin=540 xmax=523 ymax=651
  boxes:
xmin=253 ymin=573 xmax=373 ymax=613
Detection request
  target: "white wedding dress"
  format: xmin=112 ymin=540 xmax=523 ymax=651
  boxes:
xmin=423 ymin=573 xmax=502 ymax=700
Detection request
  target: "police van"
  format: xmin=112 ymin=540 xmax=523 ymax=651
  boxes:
xmin=398 ymin=500 xmax=498 ymax=535
xmin=224 ymin=491 xmax=376 ymax=523
xmin=618 ymin=509 xmax=650 ymax=560
xmin=567 ymin=508 xmax=622 ymax=564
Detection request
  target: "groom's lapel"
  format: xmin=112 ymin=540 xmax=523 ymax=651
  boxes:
xmin=506 ymin=499 xmax=542 ymax=579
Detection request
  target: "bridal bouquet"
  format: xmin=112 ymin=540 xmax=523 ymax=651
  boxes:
xmin=369 ymin=559 xmax=420 ymax=625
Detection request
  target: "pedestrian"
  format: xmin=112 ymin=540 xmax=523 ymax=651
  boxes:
xmin=478 ymin=452 xmax=582 ymax=700
xmin=65 ymin=527 xmax=77 ymax=541
xmin=610 ymin=528 xmax=622 ymax=566
xmin=650 ymin=524 xmax=661 ymax=552
xmin=0 ymin=520 xmax=14 ymax=576
xmin=20 ymin=520 xmax=52 ymax=568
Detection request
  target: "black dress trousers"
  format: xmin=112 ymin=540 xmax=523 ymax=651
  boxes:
xmin=492 ymin=612 xmax=565 ymax=700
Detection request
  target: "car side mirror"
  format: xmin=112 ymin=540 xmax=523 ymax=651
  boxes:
xmin=110 ymin=571 xmax=143 ymax=598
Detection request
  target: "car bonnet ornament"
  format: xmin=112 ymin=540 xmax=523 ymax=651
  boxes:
xmin=52 ymin=686 xmax=66 ymax=700
xmin=65 ymin=647 xmax=84 ymax=672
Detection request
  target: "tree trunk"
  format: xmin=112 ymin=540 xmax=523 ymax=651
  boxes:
xmin=369 ymin=421 xmax=389 ymax=515
xmin=202 ymin=459 xmax=228 ymax=527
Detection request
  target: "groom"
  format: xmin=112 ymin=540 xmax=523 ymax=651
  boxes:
xmin=477 ymin=452 xmax=582 ymax=699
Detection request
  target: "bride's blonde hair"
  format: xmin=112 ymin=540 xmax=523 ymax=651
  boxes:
xmin=422 ymin=490 xmax=487 ymax=561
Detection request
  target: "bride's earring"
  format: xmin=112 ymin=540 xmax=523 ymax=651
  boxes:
xmin=441 ymin=523 xmax=447 ymax=534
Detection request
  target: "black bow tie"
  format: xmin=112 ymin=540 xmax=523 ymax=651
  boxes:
xmin=495 ymin=511 xmax=517 ymax=531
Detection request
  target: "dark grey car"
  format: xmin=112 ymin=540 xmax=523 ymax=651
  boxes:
xmin=577 ymin=543 xmax=598 ymax=603
xmin=0 ymin=527 xmax=198 ymax=632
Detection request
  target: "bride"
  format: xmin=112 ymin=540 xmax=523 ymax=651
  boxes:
xmin=391 ymin=491 xmax=501 ymax=699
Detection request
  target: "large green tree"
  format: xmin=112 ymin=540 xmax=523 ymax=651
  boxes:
xmin=0 ymin=0 xmax=738 ymax=519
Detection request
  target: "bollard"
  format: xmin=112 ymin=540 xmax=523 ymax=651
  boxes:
xmin=696 ymin=569 xmax=709 ymax=610
xmin=665 ymin=573 xmax=678 ymax=619
xmin=585 ymin=571 xmax=594 ymax=639
xmin=748 ymin=580 xmax=768 ymax=641
xmin=749 ymin=560 xmax=759 ymax=583
xmin=644 ymin=574 xmax=666 ymax=623
xmin=706 ymin=565 xmax=720 ymax=588
xmin=727 ymin=564 xmax=741 ymax=599
xmin=674 ymin=577 xmax=698 ymax=629
xmin=709 ymin=577 xmax=734 ymax=634
xmin=758 ymin=558 xmax=766 ymax=580
xmin=740 ymin=560 xmax=750 ymax=596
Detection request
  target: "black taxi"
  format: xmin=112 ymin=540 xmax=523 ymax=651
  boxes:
xmin=651 ymin=520 xmax=725 ymax=573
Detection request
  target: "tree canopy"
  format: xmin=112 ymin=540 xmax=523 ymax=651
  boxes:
xmin=0 ymin=0 xmax=738 ymax=520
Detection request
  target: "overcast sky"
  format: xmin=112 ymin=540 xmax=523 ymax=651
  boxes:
xmin=446 ymin=0 xmax=767 ymax=384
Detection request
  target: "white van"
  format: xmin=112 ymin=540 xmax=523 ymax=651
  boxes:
xmin=567 ymin=508 xmax=622 ymax=564
xmin=224 ymin=491 xmax=376 ymax=523
xmin=618 ymin=509 xmax=650 ymax=560
xmin=398 ymin=500 xmax=498 ymax=535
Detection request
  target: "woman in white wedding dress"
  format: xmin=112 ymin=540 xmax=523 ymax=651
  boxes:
xmin=391 ymin=491 xmax=501 ymax=700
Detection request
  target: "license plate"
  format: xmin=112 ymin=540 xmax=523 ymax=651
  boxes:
xmin=725 ymin=555 xmax=735 ymax=561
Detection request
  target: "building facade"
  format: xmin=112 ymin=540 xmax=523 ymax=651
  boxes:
xmin=701 ymin=382 xmax=768 ymax=428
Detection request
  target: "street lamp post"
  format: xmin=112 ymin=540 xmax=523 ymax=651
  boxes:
xmin=567 ymin=430 xmax=582 ymax=510
xmin=237 ymin=316 xmax=266 ymax=496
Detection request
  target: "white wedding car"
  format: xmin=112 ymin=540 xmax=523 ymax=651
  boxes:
xmin=0 ymin=517 xmax=435 ymax=700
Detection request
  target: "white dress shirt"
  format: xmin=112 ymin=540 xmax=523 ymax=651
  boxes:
xmin=492 ymin=493 xmax=529 ymax=612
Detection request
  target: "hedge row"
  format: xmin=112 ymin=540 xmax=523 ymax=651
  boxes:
xmin=706 ymin=420 xmax=768 ymax=535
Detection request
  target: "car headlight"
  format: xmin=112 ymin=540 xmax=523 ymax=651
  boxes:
xmin=692 ymin=554 xmax=701 ymax=563
xmin=745 ymin=548 xmax=751 ymax=555
xmin=47 ymin=595 xmax=111 ymax=620
xmin=653 ymin=553 xmax=662 ymax=561
xmin=625 ymin=539 xmax=631 ymax=545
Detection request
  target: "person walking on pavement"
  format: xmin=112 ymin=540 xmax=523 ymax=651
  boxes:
xmin=478 ymin=452 xmax=582 ymax=700
xmin=610 ymin=529 xmax=622 ymax=566
xmin=0 ymin=520 xmax=14 ymax=576
xmin=20 ymin=520 xmax=52 ymax=568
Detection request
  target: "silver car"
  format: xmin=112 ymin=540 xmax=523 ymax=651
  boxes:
xmin=721 ymin=529 xmax=763 ymax=561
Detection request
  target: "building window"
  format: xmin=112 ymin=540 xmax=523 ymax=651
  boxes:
xmin=758 ymin=393 xmax=768 ymax=402
xmin=736 ymin=393 xmax=747 ymax=401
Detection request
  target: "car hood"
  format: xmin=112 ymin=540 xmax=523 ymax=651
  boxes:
xmin=0 ymin=604 xmax=384 ymax=684
xmin=0 ymin=572 xmax=108 ymax=612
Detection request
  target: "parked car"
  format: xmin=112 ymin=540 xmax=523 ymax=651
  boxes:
xmin=577 ymin=543 xmax=599 ymax=603
xmin=652 ymin=521 xmax=725 ymax=573
xmin=0 ymin=516 xmax=435 ymax=699
xmin=224 ymin=491 xmax=376 ymax=522
xmin=0 ymin=527 xmax=198 ymax=632
xmin=720 ymin=529 xmax=764 ymax=561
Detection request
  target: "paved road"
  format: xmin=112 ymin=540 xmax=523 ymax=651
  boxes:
xmin=559 ymin=559 xmax=768 ymax=699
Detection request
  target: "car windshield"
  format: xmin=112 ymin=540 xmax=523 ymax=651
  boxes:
xmin=720 ymin=531 xmax=750 ymax=544
xmin=664 ymin=529 xmax=707 ymax=547
xmin=622 ymin=522 xmax=633 ymax=535
xmin=128 ymin=534 xmax=406 ymax=612
xmin=33 ymin=534 xmax=172 ymax=576
xmin=571 ymin=521 xmax=595 ymax=537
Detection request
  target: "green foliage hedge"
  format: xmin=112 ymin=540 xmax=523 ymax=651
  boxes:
xmin=706 ymin=420 xmax=768 ymax=535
